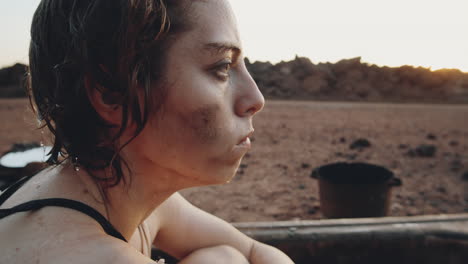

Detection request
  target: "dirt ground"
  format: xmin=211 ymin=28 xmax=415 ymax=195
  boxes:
xmin=0 ymin=99 xmax=467 ymax=222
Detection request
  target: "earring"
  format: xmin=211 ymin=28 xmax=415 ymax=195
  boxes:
xmin=72 ymin=156 xmax=80 ymax=172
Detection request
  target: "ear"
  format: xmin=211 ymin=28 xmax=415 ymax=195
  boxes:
xmin=85 ymin=75 xmax=122 ymax=126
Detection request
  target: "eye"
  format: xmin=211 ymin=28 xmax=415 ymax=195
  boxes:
xmin=213 ymin=60 xmax=232 ymax=81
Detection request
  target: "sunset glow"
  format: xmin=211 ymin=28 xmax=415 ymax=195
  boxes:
xmin=231 ymin=0 xmax=468 ymax=72
xmin=1 ymin=0 xmax=467 ymax=72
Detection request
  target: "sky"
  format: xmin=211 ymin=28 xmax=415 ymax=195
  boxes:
xmin=1 ymin=0 xmax=468 ymax=72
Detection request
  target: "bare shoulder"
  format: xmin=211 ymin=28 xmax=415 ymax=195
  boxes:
xmin=153 ymin=192 xmax=192 ymax=219
xmin=0 ymin=215 xmax=156 ymax=264
xmin=146 ymin=192 xmax=187 ymax=230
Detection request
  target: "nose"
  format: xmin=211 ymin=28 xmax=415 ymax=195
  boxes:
xmin=235 ymin=68 xmax=265 ymax=117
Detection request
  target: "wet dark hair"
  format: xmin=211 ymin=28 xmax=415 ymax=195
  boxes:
xmin=28 ymin=0 xmax=192 ymax=188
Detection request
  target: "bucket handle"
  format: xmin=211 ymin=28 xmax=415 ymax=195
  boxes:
xmin=388 ymin=177 xmax=402 ymax=187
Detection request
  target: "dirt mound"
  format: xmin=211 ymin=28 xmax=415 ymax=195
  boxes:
xmin=245 ymin=57 xmax=468 ymax=103
xmin=0 ymin=63 xmax=28 ymax=98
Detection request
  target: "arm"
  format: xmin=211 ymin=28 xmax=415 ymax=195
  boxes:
xmin=249 ymin=241 xmax=294 ymax=264
xmin=150 ymin=193 xmax=293 ymax=263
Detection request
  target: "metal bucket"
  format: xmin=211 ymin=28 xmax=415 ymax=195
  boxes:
xmin=311 ymin=162 xmax=402 ymax=218
xmin=0 ymin=144 xmax=50 ymax=190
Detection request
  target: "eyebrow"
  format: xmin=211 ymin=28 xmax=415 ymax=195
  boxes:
xmin=203 ymin=42 xmax=241 ymax=57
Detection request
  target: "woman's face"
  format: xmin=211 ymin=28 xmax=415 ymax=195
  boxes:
xmin=126 ymin=0 xmax=265 ymax=186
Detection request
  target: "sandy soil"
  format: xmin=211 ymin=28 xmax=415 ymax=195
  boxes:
xmin=0 ymin=99 xmax=467 ymax=222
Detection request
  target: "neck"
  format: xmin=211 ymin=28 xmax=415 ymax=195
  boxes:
xmin=72 ymin=159 xmax=190 ymax=241
xmin=104 ymin=181 xmax=172 ymax=240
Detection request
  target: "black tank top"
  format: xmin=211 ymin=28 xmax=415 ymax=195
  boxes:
xmin=0 ymin=175 xmax=126 ymax=242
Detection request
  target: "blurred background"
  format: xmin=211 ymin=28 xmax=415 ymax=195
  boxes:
xmin=0 ymin=0 xmax=467 ymax=222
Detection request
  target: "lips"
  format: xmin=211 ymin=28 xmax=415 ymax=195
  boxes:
xmin=237 ymin=130 xmax=254 ymax=145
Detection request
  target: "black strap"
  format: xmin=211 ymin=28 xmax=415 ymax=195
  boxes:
xmin=0 ymin=177 xmax=127 ymax=242
xmin=0 ymin=175 xmax=33 ymax=205
xmin=0 ymin=198 xmax=127 ymax=242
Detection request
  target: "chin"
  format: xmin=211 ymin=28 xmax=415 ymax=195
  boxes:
xmin=207 ymin=163 xmax=240 ymax=186
xmin=212 ymin=169 xmax=237 ymax=185
xmin=192 ymin=154 xmax=243 ymax=186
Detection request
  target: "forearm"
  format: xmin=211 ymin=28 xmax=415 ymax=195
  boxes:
xmin=249 ymin=241 xmax=294 ymax=264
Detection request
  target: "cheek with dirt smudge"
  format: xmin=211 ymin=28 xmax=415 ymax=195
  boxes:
xmin=185 ymin=104 xmax=222 ymax=145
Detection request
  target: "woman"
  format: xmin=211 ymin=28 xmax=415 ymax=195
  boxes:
xmin=0 ymin=0 xmax=294 ymax=263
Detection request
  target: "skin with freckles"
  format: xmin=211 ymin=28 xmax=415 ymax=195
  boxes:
xmin=0 ymin=0 xmax=294 ymax=263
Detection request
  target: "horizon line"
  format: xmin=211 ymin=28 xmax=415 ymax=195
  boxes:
xmin=1 ymin=56 xmax=467 ymax=74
